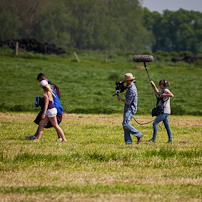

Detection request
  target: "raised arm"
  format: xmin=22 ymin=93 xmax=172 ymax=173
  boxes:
xmin=150 ymin=80 xmax=160 ymax=95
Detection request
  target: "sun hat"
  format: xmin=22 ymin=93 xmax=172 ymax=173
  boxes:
xmin=123 ymin=73 xmax=135 ymax=81
xmin=40 ymin=80 xmax=48 ymax=86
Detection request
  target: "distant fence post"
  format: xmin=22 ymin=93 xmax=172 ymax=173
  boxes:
xmin=74 ymin=51 xmax=80 ymax=62
xmin=15 ymin=42 xmax=19 ymax=56
xmin=105 ymin=51 xmax=107 ymax=63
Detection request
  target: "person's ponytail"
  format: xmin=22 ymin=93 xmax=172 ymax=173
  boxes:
xmin=44 ymin=84 xmax=56 ymax=98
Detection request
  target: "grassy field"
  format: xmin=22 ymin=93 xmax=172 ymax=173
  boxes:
xmin=0 ymin=49 xmax=201 ymax=201
xmin=0 ymin=112 xmax=201 ymax=201
xmin=0 ymin=48 xmax=202 ymax=115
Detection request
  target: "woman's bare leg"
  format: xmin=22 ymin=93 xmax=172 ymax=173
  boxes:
xmin=37 ymin=116 xmax=49 ymax=141
xmin=49 ymin=116 xmax=67 ymax=142
xmin=34 ymin=126 xmax=39 ymax=138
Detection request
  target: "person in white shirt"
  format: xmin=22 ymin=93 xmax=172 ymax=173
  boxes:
xmin=147 ymin=79 xmax=174 ymax=143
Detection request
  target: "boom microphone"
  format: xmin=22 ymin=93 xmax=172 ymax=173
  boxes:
xmin=133 ymin=55 xmax=154 ymax=63
xmin=133 ymin=55 xmax=154 ymax=82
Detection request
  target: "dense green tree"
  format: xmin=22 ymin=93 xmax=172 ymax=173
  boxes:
xmin=143 ymin=8 xmax=202 ymax=55
xmin=32 ymin=2 xmax=73 ymax=47
xmin=105 ymin=0 xmax=153 ymax=52
xmin=0 ymin=0 xmax=160 ymax=53
xmin=0 ymin=1 xmax=21 ymax=40
xmin=65 ymin=0 xmax=152 ymax=51
xmin=65 ymin=0 xmax=107 ymax=49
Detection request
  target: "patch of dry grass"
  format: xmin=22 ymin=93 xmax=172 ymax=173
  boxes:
xmin=0 ymin=113 xmax=201 ymax=201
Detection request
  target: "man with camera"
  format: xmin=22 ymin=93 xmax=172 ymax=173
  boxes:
xmin=117 ymin=73 xmax=143 ymax=144
xmin=25 ymin=73 xmax=64 ymax=141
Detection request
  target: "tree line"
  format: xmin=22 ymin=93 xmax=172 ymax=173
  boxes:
xmin=0 ymin=0 xmax=202 ymax=55
xmin=143 ymin=8 xmax=202 ymax=55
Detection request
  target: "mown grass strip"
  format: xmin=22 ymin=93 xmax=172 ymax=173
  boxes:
xmin=1 ymin=146 xmax=201 ymax=167
xmin=8 ymin=147 xmax=201 ymax=163
xmin=0 ymin=183 xmax=201 ymax=199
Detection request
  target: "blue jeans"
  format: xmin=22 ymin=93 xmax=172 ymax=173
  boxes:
xmin=153 ymin=113 xmax=172 ymax=142
xmin=122 ymin=110 xmax=142 ymax=144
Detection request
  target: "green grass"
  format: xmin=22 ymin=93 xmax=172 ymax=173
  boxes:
xmin=0 ymin=113 xmax=201 ymax=201
xmin=0 ymin=49 xmax=201 ymax=201
xmin=0 ymin=47 xmax=202 ymax=115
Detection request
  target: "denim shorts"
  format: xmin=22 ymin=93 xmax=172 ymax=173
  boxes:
xmin=46 ymin=108 xmax=57 ymax=118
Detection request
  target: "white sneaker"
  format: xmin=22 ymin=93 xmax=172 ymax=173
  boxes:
xmin=56 ymin=138 xmax=62 ymax=142
xmin=25 ymin=135 xmax=36 ymax=140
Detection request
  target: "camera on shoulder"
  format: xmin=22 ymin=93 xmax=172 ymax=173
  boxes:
xmin=113 ymin=80 xmax=136 ymax=96
xmin=115 ymin=81 xmax=126 ymax=93
xmin=112 ymin=81 xmax=126 ymax=96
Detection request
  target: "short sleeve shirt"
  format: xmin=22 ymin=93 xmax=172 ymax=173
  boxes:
xmin=124 ymin=83 xmax=138 ymax=114
xmin=158 ymin=88 xmax=171 ymax=114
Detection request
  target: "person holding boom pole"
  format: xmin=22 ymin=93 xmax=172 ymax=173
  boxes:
xmin=132 ymin=55 xmax=174 ymax=143
xmin=147 ymin=79 xmax=174 ymax=143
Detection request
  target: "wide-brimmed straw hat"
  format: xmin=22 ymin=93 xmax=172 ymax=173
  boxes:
xmin=40 ymin=80 xmax=48 ymax=86
xmin=123 ymin=73 xmax=135 ymax=81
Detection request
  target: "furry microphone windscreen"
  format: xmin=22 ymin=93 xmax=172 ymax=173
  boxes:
xmin=133 ymin=55 xmax=154 ymax=62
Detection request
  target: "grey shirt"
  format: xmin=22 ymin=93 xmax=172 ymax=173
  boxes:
xmin=158 ymin=88 xmax=171 ymax=114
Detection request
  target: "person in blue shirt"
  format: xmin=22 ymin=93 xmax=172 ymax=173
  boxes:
xmin=117 ymin=73 xmax=143 ymax=144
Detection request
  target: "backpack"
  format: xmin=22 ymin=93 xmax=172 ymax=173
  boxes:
xmin=152 ymin=97 xmax=163 ymax=117
xmin=55 ymin=85 xmax=61 ymax=99
xmin=48 ymin=81 xmax=63 ymax=116
xmin=48 ymin=81 xmax=61 ymax=99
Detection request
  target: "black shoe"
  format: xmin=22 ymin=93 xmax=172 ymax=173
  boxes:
xmin=146 ymin=139 xmax=155 ymax=143
xmin=167 ymin=141 xmax=172 ymax=144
